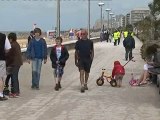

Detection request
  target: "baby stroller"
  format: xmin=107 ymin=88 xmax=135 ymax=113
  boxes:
xmin=96 ymin=57 xmax=134 ymax=87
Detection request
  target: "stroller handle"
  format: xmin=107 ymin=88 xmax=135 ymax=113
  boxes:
xmin=123 ymin=57 xmax=134 ymax=67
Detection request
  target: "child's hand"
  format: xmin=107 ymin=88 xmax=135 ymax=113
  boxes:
xmin=56 ymin=61 xmax=59 ymax=64
xmin=44 ymin=59 xmax=47 ymax=64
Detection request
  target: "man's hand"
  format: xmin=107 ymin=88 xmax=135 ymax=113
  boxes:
xmin=56 ymin=61 xmax=60 ymax=64
xmin=44 ymin=59 xmax=47 ymax=64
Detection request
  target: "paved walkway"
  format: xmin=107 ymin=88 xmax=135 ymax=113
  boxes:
xmin=0 ymin=37 xmax=160 ymax=120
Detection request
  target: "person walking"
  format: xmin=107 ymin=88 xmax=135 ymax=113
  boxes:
xmin=123 ymin=32 xmax=135 ymax=61
xmin=28 ymin=31 xmax=34 ymax=44
xmin=4 ymin=33 xmax=23 ymax=97
xmin=75 ymin=29 xmax=94 ymax=93
xmin=113 ymin=30 xmax=118 ymax=46
xmin=0 ymin=33 xmax=11 ymax=101
xmin=50 ymin=37 xmax=69 ymax=91
xmin=26 ymin=28 xmax=47 ymax=90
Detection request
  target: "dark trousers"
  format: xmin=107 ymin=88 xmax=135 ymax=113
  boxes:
xmin=114 ymin=39 xmax=117 ymax=46
xmin=118 ymin=38 xmax=120 ymax=45
xmin=125 ymin=48 xmax=133 ymax=60
xmin=5 ymin=74 xmax=12 ymax=88
xmin=11 ymin=66 xmax=21 ymax=94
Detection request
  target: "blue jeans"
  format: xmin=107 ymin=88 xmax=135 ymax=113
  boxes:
xmin=32 ymin=58 xmax=42 ymax=88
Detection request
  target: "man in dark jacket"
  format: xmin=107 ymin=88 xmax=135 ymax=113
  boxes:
xmin=123 ymin=32 xmax=135 ymax=61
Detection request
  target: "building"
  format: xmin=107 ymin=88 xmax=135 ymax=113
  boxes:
xmin=130 ymin=8 xmax=150 ymax=25
xmin=125 ymin=13 xmax=131 ymax=27
xmin=115 ymin=15 xmax=125 ymax=28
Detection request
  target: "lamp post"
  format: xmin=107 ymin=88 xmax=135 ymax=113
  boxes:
xmin=56 ymin=0 xmax=60 ymax=37
xmin=88 ymin=0 xmax=90 ymax=39
xmin=109 ymin=12 xmax=114 ymax=34
xmin=98 ymin=2 xmax=105 ymax=31
xmin=105 ymin=8 xmax=111 ymax=30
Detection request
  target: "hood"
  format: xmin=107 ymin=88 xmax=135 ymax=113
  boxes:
xmin=114 ymin=61 xmax=120 ymax=66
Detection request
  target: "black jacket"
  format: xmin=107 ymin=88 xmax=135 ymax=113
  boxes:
xmin=123 ymin=36 xmax=135 ymax=49
xmin=50 ymin=45 xmax=69 ymax=68
xmin=0 ymin=33 xmax=6 ymax=60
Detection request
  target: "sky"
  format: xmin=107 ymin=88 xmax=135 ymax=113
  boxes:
xmin=0 ymin=0 xmax=153 ymax=31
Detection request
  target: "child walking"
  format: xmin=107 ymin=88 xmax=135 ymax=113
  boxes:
xmin=50 ymin=37 xmax=69 ymax=91
xmin=112 ymin=61 xmax=125 ymax=87
xmin=26 ymin=28 xmax=47 ymax=90
xmin=5 ymin=33 xmax=23 ymax=97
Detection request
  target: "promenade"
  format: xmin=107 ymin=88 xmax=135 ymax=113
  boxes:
xmin=0 ymin=37 xmax=160 ymax=120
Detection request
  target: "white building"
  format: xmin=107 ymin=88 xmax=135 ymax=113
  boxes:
xmin=130 ymin=8 xmax=150 ymax=25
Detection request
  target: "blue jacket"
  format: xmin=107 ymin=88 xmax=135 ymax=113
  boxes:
xmin=26 ymin=38 xmax=47 ymax=60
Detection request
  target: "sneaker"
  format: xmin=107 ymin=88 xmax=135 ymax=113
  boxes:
xmin=35 ymin=87 xmax=40 ymax=90
xmin=9 ymin=93 xmax=18 ymax=98
xmin=84 ymin=84 xmax=88 ymax=90
xmin=3 ymin=87 xmax=10 ymax=95
xmin=31 ymin=85 xmax=36 ymax=89
xmin=55 ymin=84 xmax=59 ymax=91
xmin=58 ymin=82 xmax=61 ymax=89
xmin=80 ymin=86 xmax=85 ymax=93
xmin=0 ymin=96 xmax=8 ymax=101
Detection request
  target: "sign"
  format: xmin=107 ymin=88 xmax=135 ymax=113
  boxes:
xmin=47 ymin=30 xmax=56 ymax=39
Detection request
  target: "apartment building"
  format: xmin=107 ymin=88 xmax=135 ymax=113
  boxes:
xmin=130 ymin=8 xmax=150 ymax=25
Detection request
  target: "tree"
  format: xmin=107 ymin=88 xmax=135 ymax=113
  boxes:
xmin=148 ymin=0 xmax=160 ymax=40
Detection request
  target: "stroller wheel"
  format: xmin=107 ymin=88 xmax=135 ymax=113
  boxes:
xmin=96 ymin=77 xmax=104 ymax=86
xmin=110 ymin=79 xmax=117 ymax=87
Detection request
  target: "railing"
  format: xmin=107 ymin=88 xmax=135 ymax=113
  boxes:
xmin=21 ymin=37 xmax=100 ymax=61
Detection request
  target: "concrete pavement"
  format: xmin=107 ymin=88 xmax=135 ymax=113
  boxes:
xmin=0 ymin=37 xmax=160 ymax=120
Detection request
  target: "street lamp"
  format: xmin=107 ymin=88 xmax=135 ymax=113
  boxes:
xmin=105 ymin=8 xmax=111 ymax=30
xmin=98 ymin=2 xmax=105 ymax=31
xmin=109 ymin=12 xmax=114 ymax=34
xmin=56 ymin=0 xmax=60 ymax=37
xmin=88 ymin=0 xmax=90 ymax=39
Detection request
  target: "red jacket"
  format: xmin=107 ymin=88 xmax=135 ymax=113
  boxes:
xmin=112 ymin=61 xmax=125 ymax=78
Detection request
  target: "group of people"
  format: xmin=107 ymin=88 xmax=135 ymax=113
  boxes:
xmin=100 ymin=30 xmax=110 ymax=42
xmin=0 ymin=28 xmax=95 ymax=101
xmin=0 ymin=32 xmax=23 ymax=100
xmin=1 ymin=27 xmax=155 ymax=101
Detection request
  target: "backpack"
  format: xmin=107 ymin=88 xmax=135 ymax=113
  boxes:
xmin=115 ymin=65 xmax=125 ymax=75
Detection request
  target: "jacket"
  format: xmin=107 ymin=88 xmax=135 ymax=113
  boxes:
xmin=50 ymin=45 xmax=69 ymax=68
xmin=123 ymin=35 xmax=135 ymax=49
xmin=112 ymin=61 xmax=125 ymax=78
xmin=26 ymin=38 xmax=47 ymax=60
xmin=6 ymin=41 xmax=23 ymax=67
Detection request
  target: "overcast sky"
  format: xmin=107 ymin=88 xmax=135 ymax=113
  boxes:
xmin=0 ymin=0 xmax=153 ymax=31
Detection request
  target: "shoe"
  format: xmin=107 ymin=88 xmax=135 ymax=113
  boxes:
xmin=35 ymin=87 xmax=40 ymax=90
xmin=55 ymin=84 xmax=59 ymax=91
xmin=9 ymin=93 xmax=18 ymax=98
xmin=58 ymin=82 xmax=61 ymax=89
xmin=84 ymin=84 xmax=88 ymax=90
xmin=31 ymin=85 xmax=36 ymax=89
xmin=80 ymin=86 xmax=85 ymax=93
xmin=3 ymin=87 xmax=10 ymax=95
xmin=0 ymin=96 xmax=8 ymax=101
